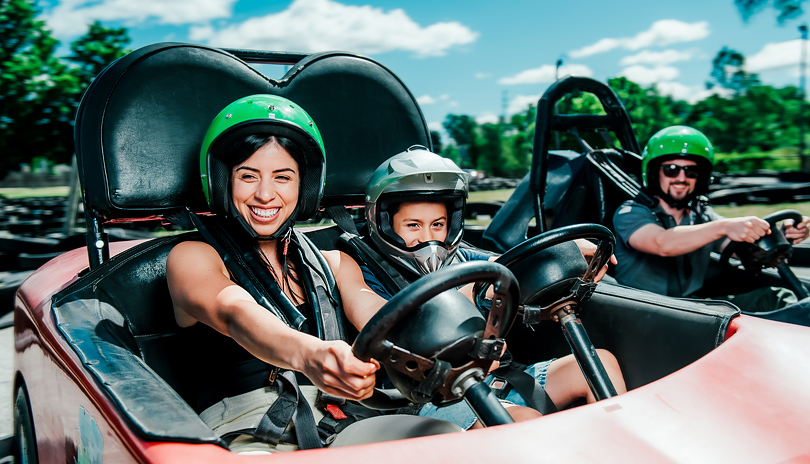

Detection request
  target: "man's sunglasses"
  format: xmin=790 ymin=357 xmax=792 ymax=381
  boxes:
xmin=660 ymin=164 xmax=700 ymax=179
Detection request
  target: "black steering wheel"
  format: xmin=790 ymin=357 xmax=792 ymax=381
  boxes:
xmin=719 ymin=209 xmax=801 ymax=272
xmin=719 ymin=209 xmax=809 ymax=300
xmin=473 ymin=223 xmax=619 ymax=400
xmin=475 ymin=223 xmax=615 ymax=319
xmin=352 ymin=260 xmax=519 ymax=411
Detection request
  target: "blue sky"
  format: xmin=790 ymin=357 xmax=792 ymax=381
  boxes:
xmin=38 ymin=0 xmax=809 ymax=136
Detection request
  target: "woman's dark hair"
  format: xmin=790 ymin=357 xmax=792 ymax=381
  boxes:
xmin=215 ymin=133 xmax=307 ymax=305
xmin=216 ymin=134 xmax=306 ymax=175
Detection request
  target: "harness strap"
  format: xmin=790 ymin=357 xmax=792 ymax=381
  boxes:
xmin=326 ymin=205 xmax=361 ymax=236
xmin=326 ymin=206 xmax=412 ymax=293
xmin=253 ymin=371 xmax=323 ymax=449
xmin=493 ymin=365 xmax=558 ymax=415
xmin=296 ymin=231 xmax=346 ymax=342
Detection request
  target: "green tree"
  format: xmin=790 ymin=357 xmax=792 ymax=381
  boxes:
xmin=443 ymin=114 xmax=480 ymax=168
xmin=0 ymin=0 xmax=75 ymax=177
xmin=0 ymin=1 xmax=130 ymax=178
xmin=686 ymin=84 xmax=802 ymax=154
xmin=609 ymin=77 xmax=688 ymax=147
xmin=735 ymin=0 xmax=804 ymax=23
xmin=68 ymin=21 xmax=130 ymax=84
xmin=477 ymin=123 xmax=502 ymax=175
xmin=708 ymin=47 xmax=760 ymax=95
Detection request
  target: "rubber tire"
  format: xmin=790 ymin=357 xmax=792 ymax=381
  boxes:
xmin=14 ymin=385 xmax=38 ymax=464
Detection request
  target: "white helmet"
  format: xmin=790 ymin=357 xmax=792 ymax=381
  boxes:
xmin=365 ymin=146 xmax=469 ymax=276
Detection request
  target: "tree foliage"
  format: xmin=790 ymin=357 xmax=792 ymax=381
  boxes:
xmin=2 ymin=1 xmax=806 ymax=180
xmin=708 ymin=47 xmax=761 ymax=95
xmin=686 ymin=85 xmax=803 ymax=153
xmin=0 ymin=0 xmax=129 ymax=178
xmin=735 ymin=0 xmax=805 ymax=23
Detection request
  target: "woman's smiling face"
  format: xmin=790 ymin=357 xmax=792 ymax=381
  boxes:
xmin=230 ymin=139 xmax=300 ymax=237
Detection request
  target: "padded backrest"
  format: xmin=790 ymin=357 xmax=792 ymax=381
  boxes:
xmin=74 ymin=42 xmax=431 ymax=222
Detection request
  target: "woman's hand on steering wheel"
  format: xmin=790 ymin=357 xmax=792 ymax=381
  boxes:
xmin=301 ymin=339 xmax=380 ymax=402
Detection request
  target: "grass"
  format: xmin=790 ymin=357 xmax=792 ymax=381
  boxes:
xmin=468 ymin=188 xmax=810 ymax=223
xmin=0 ymin=186 xmax=70 ymax=199
xmin=712 ymin=202 xmax=810 ymax=219
xmin=468 ymin=189 xmax=515 ymax=204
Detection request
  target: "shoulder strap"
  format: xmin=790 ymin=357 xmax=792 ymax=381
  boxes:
xmin=326 ymin=206 xmax=412 ymax=295
xmin=187 ymin=211 xmax=294 ymax=326
xmin=295 ymin=230 xmax=346 ymax=342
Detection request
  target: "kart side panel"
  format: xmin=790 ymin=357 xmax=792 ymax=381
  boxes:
xmin=15 ymin=240 xmax=810 ymax=463
xmin=223 ymin=316 xmax=810 ymax=464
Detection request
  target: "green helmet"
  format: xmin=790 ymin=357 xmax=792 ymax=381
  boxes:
xmin=641 ymin=125 xmax=714 ymax=196
xmin=200 ymin=95 xmax=326 ymax=238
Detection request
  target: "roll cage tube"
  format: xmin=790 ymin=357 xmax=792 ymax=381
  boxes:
xmin=530 ymin=76 xmax=642 ymax=233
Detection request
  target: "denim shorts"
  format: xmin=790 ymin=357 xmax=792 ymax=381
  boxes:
xmin=417 ymin=360 xmax=553 ymax=430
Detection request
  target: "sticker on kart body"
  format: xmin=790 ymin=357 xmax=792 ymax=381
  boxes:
xmin=76 ymin=406 xmax=103 ymax=464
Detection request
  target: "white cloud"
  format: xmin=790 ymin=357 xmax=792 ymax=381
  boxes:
xmin=620 ymin=49 xmax=695 ymax=66
xmin=427 ymin=121 xmax=444 ymax=133
xmin=43 ymin=0 xmax=237 ymax=38
xmin=474 ymin=72 xmax=491 ymax=79
xmin=498 ymin=63 xmax=593 ymax=85
xmin=570 ymin=20 xmax=709 ymax=58
xmin=475 ymin=112 xmax=500 ymax=125
xmin=619 ymin=65 xmax=680 ymax=86
xmin=417 ymin=95 xmax=437 ymax=105
xmin=654 ymin=81 xmax=730 ymax=103
xmin=746 ymin=39 xmax=810 ymax=73
xmin=570 ymin=38 xmax=624 ymax=58
xmin=507 ymin=94 xmax=541 ymax=116
xmin=189 ymin=0 xmax=478 ymax=57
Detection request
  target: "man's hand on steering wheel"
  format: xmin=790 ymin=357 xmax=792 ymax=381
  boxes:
xmin=782 ymin=216 xmax=810 ymax=244
xmin=574 ymin=239 xmax=617 ymax=282
xmin=722 ymin=216 xmax=771 ymax=244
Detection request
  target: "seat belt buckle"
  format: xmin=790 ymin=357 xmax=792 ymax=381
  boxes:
xmin=324 ymin=403 xmax=348 ymax=420
xmin=268 ymin=366 xmax=280 ymax=385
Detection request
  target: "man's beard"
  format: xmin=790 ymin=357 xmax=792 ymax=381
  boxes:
xmin=659 ymin=183 xmax=694 ymax=209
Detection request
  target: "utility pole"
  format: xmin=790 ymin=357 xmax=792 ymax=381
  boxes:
xmin=501 ymin=90 xmax=508 ymax=124
xmin=800 ymin=24 xmax=808 ymax=170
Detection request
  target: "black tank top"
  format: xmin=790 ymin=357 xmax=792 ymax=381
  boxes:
xmin=184 ymin=302 xmax=316 ymax=413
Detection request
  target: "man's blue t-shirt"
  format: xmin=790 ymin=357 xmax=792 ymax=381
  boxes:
xmin=612 ymin=199 xmax=721 ymax=297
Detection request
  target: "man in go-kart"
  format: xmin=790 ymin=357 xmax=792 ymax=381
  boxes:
xmin=612 ymin=125 xmax=810 ymax=312
xmin=339 ymin=146 xmax=626 ymax=429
